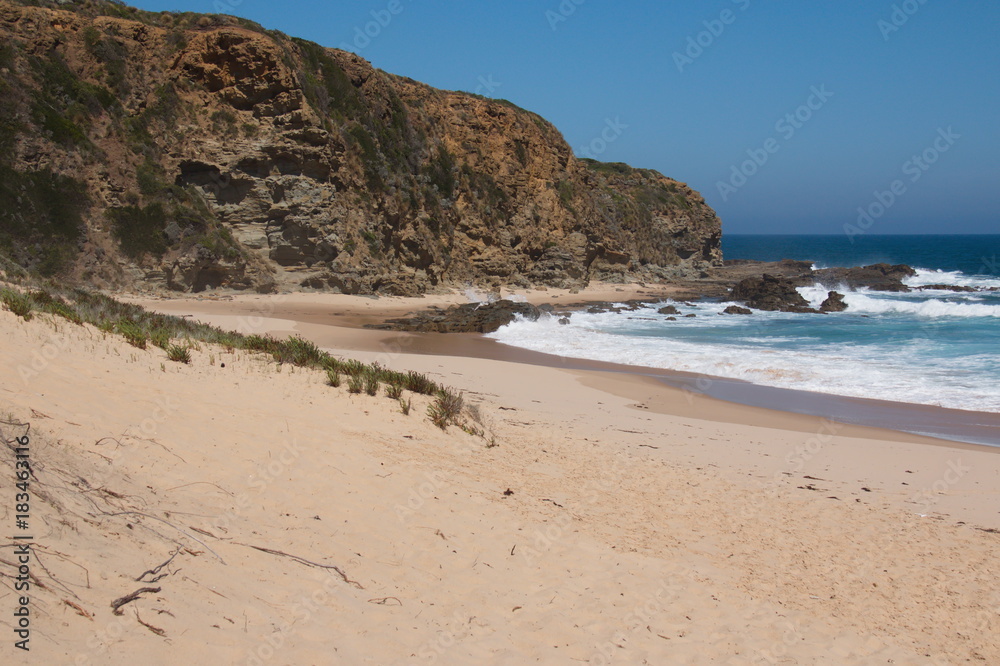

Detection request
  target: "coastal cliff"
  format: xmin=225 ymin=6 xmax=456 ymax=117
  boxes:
xmin=0 ymin=0 xmax=722 ymax=295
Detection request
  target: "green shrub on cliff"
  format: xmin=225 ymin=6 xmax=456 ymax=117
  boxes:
xmin=0 ymin=166 xmax=90 ymax=276
xmin=107 ymin=203 xmax=168 ymax=260
xmin=292 ymin=37 xmax=363 ymax=123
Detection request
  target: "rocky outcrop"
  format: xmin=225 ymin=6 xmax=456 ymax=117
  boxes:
xmin=915 ymin=284 xmax=976 ymax=293
xmin=723 ymin=305 xmax=752 ymax=315
xmin=819 ymin=291 xmax=848 ymax=312
xmin=375 ymin=300 xmax=540 ymax=333
xmin=731 ymin=274 xmax=813 ymax=312
xmin=813 ymin=264 xmax=916 ymax=292
xmin=0 ymin=1 xmax=722 ymax=293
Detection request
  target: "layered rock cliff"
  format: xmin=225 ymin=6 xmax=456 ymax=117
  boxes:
xmin=0 ymin=0 xmax=722 ymax=294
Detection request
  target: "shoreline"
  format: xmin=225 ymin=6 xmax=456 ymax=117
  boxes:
xmin=129 ymin=290 xmax=1000 ymax=449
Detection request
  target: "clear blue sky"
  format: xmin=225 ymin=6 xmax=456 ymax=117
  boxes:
xmin=129 ymin=0 xmax=999 ymax=235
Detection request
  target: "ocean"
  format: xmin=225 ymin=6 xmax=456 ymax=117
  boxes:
xmin=487 ymin=235 xmax=1000 ymax=443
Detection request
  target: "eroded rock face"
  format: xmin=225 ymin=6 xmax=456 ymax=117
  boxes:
xmin=0 ymin=4 xmax=724 ymax=294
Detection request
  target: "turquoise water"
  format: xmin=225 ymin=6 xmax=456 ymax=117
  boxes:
xmin=489 ymin=235 xmax=1000 ymax=441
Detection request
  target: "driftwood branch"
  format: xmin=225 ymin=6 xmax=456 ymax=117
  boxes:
xmin=368 ymin=596 xmax=402 ymax=606
xmin=63 ymin=599 xmax=93 ymax=620
xmin=135 ymin=547 xmax=182 ymax=583
xmin=134 ymin=609 xmax=166 ymax=637
xmin=235 ymin=542 xmax=363 ymax=589
xmin=111 ymin=586 xmax=161 ymax=615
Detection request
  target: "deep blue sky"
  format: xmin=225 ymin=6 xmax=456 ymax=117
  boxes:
xmin=129 ymin=0 xmax=999 ymax=235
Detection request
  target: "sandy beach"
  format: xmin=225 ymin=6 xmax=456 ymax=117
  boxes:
xmin=2 ymin=290 xmax=999 ymax=664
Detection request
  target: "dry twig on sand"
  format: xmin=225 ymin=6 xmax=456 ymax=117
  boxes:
xmin=111 ymin=586 xmax=161 ymax=615
xmin=135 ymin=547 xmax=183 ymax=583
xmin=134 ymin=609 xmax=167 ymax=636
xmin=100 ymin=511 xmax=225 ymax=563
xmin=235 ymin=542 xmax=364 ymax=589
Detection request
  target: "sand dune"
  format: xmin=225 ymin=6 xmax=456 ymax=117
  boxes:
xmin=1 ymin=298 xmax=999 ymax=664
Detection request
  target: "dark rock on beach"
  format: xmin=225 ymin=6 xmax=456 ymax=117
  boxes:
xmin=723 ymin=305 xmax=753 ymax=315
xmin=375 ymin=300 xmax=541 ymax=333
xmin=658 ymin=305 xmax=681 ymax=315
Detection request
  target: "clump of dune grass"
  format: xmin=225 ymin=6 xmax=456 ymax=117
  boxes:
xmin=243 ymin=334 xmax=279 ymax=354
xmin=166 ymin=344 xmax=191 ymax=364
xmin=272 ymin=335 xmax=324 ymax=366
xmin=404 ymin=370 xmax=437 ymax=395
xmin=347 ymin=374 xmax=364 ymax=394
xmin=400 ymin=397 xmax=412 ymax=415
xmin=150 ymin=328 xmax=171 ymax=350
xmin=45 ymin=301 xmax=83 ymax=325
xmin=326 ymin=369 xmax=341 ymax=387
xmin=364 ymin=372 xmax=379 ymax=396
xmin=385 ymin=382 xmax=403 ymax=400
xmin=0 ymin=288 xmax=33 ymax=320
xmin=116 ymin=320 xmax=148 ymax=349
xmin=341 ymin=359 xmax=367 ymax=377
xmin=428 ymin=389 xmax=464 ymax=429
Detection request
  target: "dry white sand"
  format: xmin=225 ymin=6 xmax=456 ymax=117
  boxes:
xmin=1 ymin=293 xmax=999 ymax=664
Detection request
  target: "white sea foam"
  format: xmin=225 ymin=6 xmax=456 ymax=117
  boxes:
xmin=905 ymin=267 xmax=1000 ymax=290
xmin=797 ymin=283 xmax=1000 ymax=318
xmin=487 ymin=299 xmax=1000 ymax=413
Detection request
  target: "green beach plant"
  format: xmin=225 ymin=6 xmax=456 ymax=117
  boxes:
xmin=116 ymin=320 xmax=148 ymax=349
xmin=0 ymin=288 xmax=33 ymax=320
xmin=428 ymin=389 xmax=464 ymax=429
xmin=150 ymin=328 xmax=171 ymax=350
xmin=166 ymin=344 xmax=191 ymax=364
